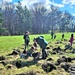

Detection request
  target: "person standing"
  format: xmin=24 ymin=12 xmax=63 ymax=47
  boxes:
xmin=51 ymin=31 xmax=54 ymax=39
xmin=54 ymin=34 xmax=56 ymax=39
xmin=61 ymin=33 xmax=64 ymax=40
xmin=69 ymin=34 xmax=74 ymax=46
xmin=23 ymin=31 xmax=30 ymax=52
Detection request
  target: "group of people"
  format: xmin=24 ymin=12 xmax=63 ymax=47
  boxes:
xmin=51 ymin=31 xmax=74 ymax=46
xmin=23 ymin=31 xmax=74 ymax=59
xmin=23 ymin=31 xmax=48 ymax=59
xmin=62 ymin=33 xmax=74 ymax=46
xmin=51 ymin=31 xmax=64 ymax=40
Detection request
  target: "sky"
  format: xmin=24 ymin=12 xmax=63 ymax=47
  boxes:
xmin=1 ymin=0 xmax=75 ymax=16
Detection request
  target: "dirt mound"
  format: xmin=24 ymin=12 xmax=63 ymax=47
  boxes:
xmin=57 ymin=56 xmax=72 ymax=64
xmin=72 ymin=49 xmax=75 ymax=53
xmin=0 ymin=61 xmax=7 ymax=66
xmin=51 ymin=51 xmax=57 ymax=54
xmin=6 ymin=64 xmax=16 ymax=69
xmin=7 ymin=50 xmax=20 ymax=56
xmin=42 ymin=62 xmax=56 ymax=72
xmin=69 ymin=65 xmax=75 ymax=75
xmin=47 ymin=58 xmax=53 ymax=61
xmin=55 ymin=56 xmax=72 ymax=66
xmin=32 ymin=52 xmax=40 ymax=60
xmin=16 ymin=60 xmax=22 ymax=68
xmin=53 ymin=46 xmax=62 ymax=53
xmin=46 ymin=47 xmax=50 ymax=49
xmin=61 ymin=63 xmax=71 ymax=72
xmin=55 ymin=41 xmax=62 ymax=44
xmin=0 ymin=56 xmax=6 ymax=61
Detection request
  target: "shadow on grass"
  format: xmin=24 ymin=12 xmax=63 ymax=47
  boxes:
xmin=16 ymin=59 xmax=38 ymax=68
xmin=21 ymin=59 xmax=38 ymax=67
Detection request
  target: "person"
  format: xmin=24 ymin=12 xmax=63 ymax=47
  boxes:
xmin=51 ymin=31 xmax=54 ymax=39
xmin=23 ymin=31 xmax=30 ymax=52
xmin=27 ymin=46 xmax=35 ymax=57
xmin=33 ymin=38 xmax=37 ymax=49
xmin=20 ymin=46 xmax=35 ymax=58
xmin=69 ymin=34 xmax=74 ymax=46
xmin=35 ymin=36 xmax=48 ymax=59
xmin=54 ymin=34 xmax=56 ymax=39
xmin=61 ymin=33 xmax=64 ymax=40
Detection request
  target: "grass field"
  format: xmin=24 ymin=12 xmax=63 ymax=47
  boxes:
xmin=0 ymin=32 xmax=75 ymax=75
xmin=0 ymin=32 xmax=74 ymax=55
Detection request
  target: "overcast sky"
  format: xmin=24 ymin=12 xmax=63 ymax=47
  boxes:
xmin=1 ymin=0 xmax=75 ymax=16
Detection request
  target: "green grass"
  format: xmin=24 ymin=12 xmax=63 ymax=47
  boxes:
xmin=0 ymin=32 xmax=75 ymax=75
xmin=0 ymin=34 xmax=53 ymax=55
xmin=0 ymin=32 xmax=75 ymax=55
xmin=0 ymin=36 xmax=23 ymax=55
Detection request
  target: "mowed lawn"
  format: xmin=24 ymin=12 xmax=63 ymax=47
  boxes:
xmin=0 ymin=32 xmax=74 ymax=55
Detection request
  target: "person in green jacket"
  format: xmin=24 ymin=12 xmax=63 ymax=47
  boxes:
xmin=23 ymin=31 xmax=30 ymax=52
xmin=35 ymin=36 xmax=48 ymax=59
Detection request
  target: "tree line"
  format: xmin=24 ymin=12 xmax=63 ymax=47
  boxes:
xmin=0 ymin=1 xmax=75 ymax=35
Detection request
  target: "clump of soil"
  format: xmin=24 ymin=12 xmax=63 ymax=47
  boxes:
xmin=7 ymin=49 xmax=20 ymax=56
xmin=0 ymin=56 xmax=6 ymax=61
xmin=42 ymin=62 xmax=56 ymax=72
xmin=61 ymin=63 xmax=71 ymax=72
xmin=16 ymin=60 xmax=22 ymax=68
xmin=69 ymin=65 xmax=75 ymax=75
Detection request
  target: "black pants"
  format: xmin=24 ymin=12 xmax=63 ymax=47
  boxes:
xmin=42 ymin=48 xmax=47 ymax=59
xmin=25 ymin=40 xmax=29 ymax=50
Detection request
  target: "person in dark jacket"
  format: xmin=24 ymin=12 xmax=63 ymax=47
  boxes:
xmin=23 ymin=31 xmax=30 ymax=52
xmin=61 ymin=33 xmax=64 ymax=40
xmin=35 ymin=36 xmax=48 ymax=59
xmin=54 ymin=34 xmax=56 ymax=39
xmin=51 ymin=31 xmax=54 ymax=39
